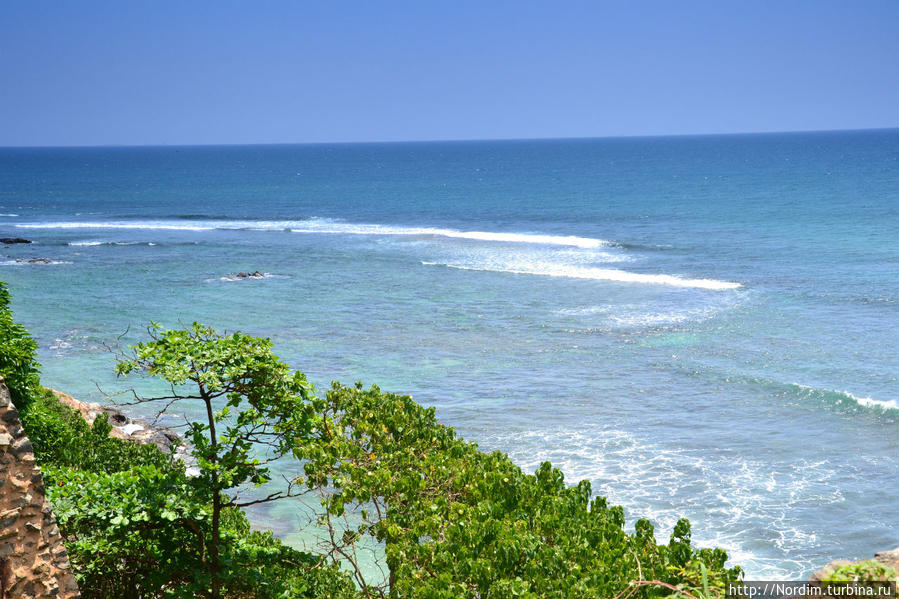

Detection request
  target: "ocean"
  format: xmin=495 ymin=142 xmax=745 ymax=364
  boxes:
xmin=1 ymin=130 xmax=896 ymax=579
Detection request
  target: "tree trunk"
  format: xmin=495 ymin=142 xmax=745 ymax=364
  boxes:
xmin=202 ymin=390 xmax=222 ymax=599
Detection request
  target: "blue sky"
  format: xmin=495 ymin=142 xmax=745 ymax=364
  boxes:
xmin=2 ymin=1 xmax=897 ymax=146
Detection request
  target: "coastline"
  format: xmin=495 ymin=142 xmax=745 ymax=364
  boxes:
xmin=45 ymin=386 xmax=899 ymax=586
xmin=48 ymin=388 xmax=183 ymax=455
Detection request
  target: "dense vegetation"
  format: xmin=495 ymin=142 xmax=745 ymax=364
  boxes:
xmin=1 ymin=282 xmax=354 ymax=599
xmin=0 ymin=280 xmax=742 ymax=598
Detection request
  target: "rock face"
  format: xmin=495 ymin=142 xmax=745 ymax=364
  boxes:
xmin=0 ymin=379 xmax=80 ymax=598
xmin=50 ymin=389 xmax=196 ymax=475
xmin=49 ymin=389 xmax=182 ymax=453
xmin=874 ymin=547 xmax=899 ymax=570
xmin=810 ymin=547 xmax=899 ymax=581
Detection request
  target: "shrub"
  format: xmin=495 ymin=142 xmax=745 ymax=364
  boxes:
xmin=297 ymin=382 xmax=743 ymax=598
xmin=17 ymin=387 xmax=172 ymax=473
xmin=0 ymin=280 xmax=41 ymax=408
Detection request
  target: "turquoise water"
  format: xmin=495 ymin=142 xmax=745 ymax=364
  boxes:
xmin=1 ymin=130 xmax=897 ymax=578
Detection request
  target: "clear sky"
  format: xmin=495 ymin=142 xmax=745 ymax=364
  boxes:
xmin=2 ymin=0 xmax=898 ymax=146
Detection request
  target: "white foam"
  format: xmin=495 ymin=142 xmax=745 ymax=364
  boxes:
xmin=483 ymin=426 xmax=843 ymax=579
xmin=67 ymin=240 xmax=146 ymax=246
xmin=0 ymin=259 xmax=72 ymax=266
xmin=49 ymin=338 xmax=73 ymax=350
xmin=610 ymin=308 xmax=714 ymax=327
xmin=793 ymin=383 xmax=898 ymax=412
xmin=214 ymin=272 xmax=285 ymax=282
xmin=17 ymin=218 xmax=609 ymax=249
xmin=18 ymin=220 xmax=237 ymax=231
xmin=556 ymin=303 xmax=729 ymax=329
xmin=841 ymin=391 xmax=898 ymax=411
xmin=423 ymin=261 xmax=741 ymax=290
xmin=291 ymin=222 xmax=609 ymax=248
xmin=0 ymin=213 xmax=19 ymax=217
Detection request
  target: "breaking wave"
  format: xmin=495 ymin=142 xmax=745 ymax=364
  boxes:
xmin=422 ymin=261 xmax=741 ymax=290
xmin=18 ymin=218 xmax=609 ymax=248
xmin=790 ymin=384 xmax=898 ymax=412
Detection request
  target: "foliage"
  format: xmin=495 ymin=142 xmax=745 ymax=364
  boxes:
xmin=819 ymin=560 xmax=898 ymax=599
xmin=218 ymin=507 xmax=359 ymax=599
xmin=823 ymin=560 xmax=898 ymax=583
xmin=17 ymin=386 xmax=171 ymax=473
xmin=47 ymin=466 xmax=356 ymax=599
xmin=1 ymin=279 xmax=745 ymax=598
xmin=297 ymin=382 xmax=742 ymax=598
xmin=114 ymin=322 xmax=328 ymax=598
xmin=115 ymin=322 xmax=319 ymax=492
xmin=46 ymin=465 xmax=211 ymax=597
xmin=0 ymin=280 xmax=41 ymax=408
xmin=0 ymin=282 xmax=353 ymax=599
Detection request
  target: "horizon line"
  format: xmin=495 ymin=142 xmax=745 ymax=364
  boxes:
xmin=1 ymin=125 xmax=897 ymax=150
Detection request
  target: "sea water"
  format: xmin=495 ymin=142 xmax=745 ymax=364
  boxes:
xmin=1 ymin=130 xmax=896 ymax=578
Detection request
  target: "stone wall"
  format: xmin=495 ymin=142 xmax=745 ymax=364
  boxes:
xmin=0 ymin=379 xmax=79 ymax=598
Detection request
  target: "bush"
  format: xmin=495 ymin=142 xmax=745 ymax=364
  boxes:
xmin=17 ymin=387 xmax=172 ymax=473
xmin=297 ymin=382 xmax=743 ymax=598
xmin=823 ymin=559 xmax=898 ymax=583
xmin=0 ymin=280 xmax=41 ymax=408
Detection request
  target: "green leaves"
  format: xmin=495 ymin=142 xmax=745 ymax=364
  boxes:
xmin=2 ymin=286 xmax=355 ymax=598
xmin=45 ymin=464 xmax=211 ymax=596
xmin=114 ymin=322 xmax=336 ymax=598
xmin=0 ymin=280 xmax=42 ymax=408
xmin=300 ymin=382 xmax=743 ymax=598
xmin=2 ymin=279 xmax=746 ymax=598
xmin=18 ymin=388 xmax=174 ymax=474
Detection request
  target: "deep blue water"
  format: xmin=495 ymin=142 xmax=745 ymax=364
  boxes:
xmin=1 ymin=130 xmax=897 ymax=578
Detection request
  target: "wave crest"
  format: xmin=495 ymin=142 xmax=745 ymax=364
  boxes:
xmin=422 ymin=261 xmax=741 ymax=290
xmin=791 ymin=384 xmax=897 ymax=412
xmin=18 ymin=218 xmax=609 ymax=249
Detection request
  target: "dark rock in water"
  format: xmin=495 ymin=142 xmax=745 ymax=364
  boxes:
xmin=22 ymin=258 xmax=52 ymax=264
xmin=0 ymin=237 xmax=31 ymax=244
xmin=222 ymin=271 xmax=268 ymax=281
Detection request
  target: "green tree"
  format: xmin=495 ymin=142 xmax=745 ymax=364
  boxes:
xmin=115 ymin=322 xmax=321 ymax=599
xmin=297 ymin=382 xmax=742 ymax=598
xmin=1 ymin=286 xmax=355 ymax=597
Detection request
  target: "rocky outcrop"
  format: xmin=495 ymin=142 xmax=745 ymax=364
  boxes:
xmin=0 ymin=238 xmax=31 ymax=245
xmin=0 ymin=379 xmax=80 ymax=599
xmin=50 ymin=389 xmax=181 ymax=453
xmin=221 ymin=271 xmax=268 ymax=281
xmin=875 ymin=547 xmax=899 ymax=570
xmin=810 ymin=547 xmax=899 ymax=582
